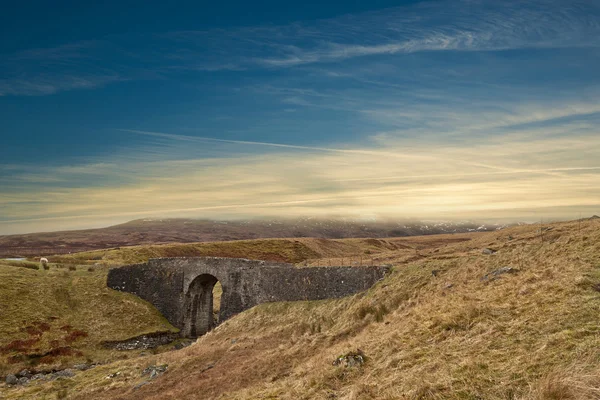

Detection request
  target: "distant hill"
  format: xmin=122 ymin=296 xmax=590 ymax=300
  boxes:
xmin=0 ymin=217 xmax=509 ymax=257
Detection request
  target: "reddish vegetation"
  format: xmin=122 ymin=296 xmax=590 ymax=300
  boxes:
xmin=35 ymin=321 xmax=51 ymax=332
xmin=64 ymin=329 xmax=88 ymax=344
xmin=38 ymin=346 xmax=83 ymax=365
xmin=8 ymin=355 xmax=25 ymax=364
xmin=0 ymin=338 xmax=40 ymax=353
xmin=2 ymin=320 xmax=88 ymax=368
xmin=22 ymin=321 xmax=52 ymax=336
xmin=23 ymin=326 xmax=43 ymax=336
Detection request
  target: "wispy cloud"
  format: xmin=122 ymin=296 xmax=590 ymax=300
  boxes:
xmin=1 ymin=0 xmax=599 ymax=95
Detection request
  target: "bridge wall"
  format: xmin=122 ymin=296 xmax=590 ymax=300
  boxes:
xmin=107 ymin=257 xmax=389 ymax=337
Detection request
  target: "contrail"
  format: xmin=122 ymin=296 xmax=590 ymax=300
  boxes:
xmin=120 ymin=128 xmax=541 ymax=174
xmin=120 ymin=129 xmax=434 ymax=160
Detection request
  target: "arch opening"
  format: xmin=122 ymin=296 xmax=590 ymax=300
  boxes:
xmin=183 ymin=274 xmax=222 ymax=338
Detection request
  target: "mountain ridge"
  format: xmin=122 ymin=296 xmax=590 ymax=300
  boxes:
xmin=0 ymin=217 xmax=510 ymax=257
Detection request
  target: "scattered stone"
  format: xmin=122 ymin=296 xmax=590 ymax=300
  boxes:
xmin=102 ymin=332 xmax=179 ymax=351
xmin=333 ymin=350 xmax=366 ymax=368
xmin=443 ymin=283 xmax=454 ymax=289
xmin=73 ymin=364 xmax=92 ymax=371
xmin=141 ymin=364 xmax=168 ymax=379
xmin=30 ymin=373 xmax=46 ymax=381
xmin=482 ymin=267 xmax=518 ymax=281
xmin=431 ymin=270 xmax=440 ymax=277
xmin=17 ymin=377 xmax=29 ymax=385
xmin=508 ymin=235 xmax=514 ymax=240
xmin=5 ymin=374 xmax=17 ymax=385
xmin=52 ymin=369 xmax=75 ymax=380
xmin=18 ymin=369 xmax=32 ymax=379
xmin=482 ymin=248 xmax=497 ymax=255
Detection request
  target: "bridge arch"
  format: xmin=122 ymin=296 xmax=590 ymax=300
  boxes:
xmin=183 ymin=273 xmax=222 ymax=337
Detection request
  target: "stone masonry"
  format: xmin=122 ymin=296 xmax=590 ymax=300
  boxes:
xmin=107 ymin=257 xmax=389 ymax=337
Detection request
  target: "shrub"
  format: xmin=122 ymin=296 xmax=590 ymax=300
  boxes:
xmin=68 ymin=265 xmax=77 ymax=272
xmin=43 ymin=263 xmax=50 ymax=270
xmin=87 ymin=267 xmax=94 ymax=272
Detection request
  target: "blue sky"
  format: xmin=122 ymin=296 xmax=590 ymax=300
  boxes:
xmin=1 ymin=0 xmax=600 ymax=234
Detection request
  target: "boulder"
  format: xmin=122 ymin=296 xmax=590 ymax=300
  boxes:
xmin=141 ymin=364 xmax=168 ymax=379
xmin=5 ymin=374 xmax=17 ymax=385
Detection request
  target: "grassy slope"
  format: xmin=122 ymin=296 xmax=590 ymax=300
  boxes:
xmin=3 ymin=220 xmax=600 ymax=399
xmin=0 ymin=264 xmax=177 ymax=377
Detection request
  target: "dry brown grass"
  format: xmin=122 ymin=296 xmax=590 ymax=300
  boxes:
xmin=0 ymin=265 xmax=177 ymax=378
xmin=2 ymin=218 xmax=600 ymax=400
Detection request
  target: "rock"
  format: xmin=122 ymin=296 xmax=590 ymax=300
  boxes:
xmin=482 ymin=267 xmax=518 ymax=281
xmin=333 ymin=350 xmax=366 ymax=368
xmin=482 ymin=248 xmax=497 ymax=255
xmin=73 ymin=364 xmax=92 ymax=371
xmin=141 ymin=364 xmax=168 ymax=379
xmin=17 ymin=377 xmax=29 ymax=385
xmin=5 ymin=374 xmax=18 ymax=385
xmin=431 ymin=270 xmax=440 ymax=277
xmin=106 ymin=371 xmax=121 ymax=379
xmin=51 ymin=369 xmax=75 ymax=380
xmin=18 ymin=369 xmax=32 ymax=378
xmin=31 ymin=373 xmax=46 ymax=381
xmin=443 ymin=283 xmax=454 ymax=289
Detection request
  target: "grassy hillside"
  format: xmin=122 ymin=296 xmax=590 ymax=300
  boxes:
xmin=0 ymin=263 xmax=177 ymax=378
xmin=2 ymin=218 xmax=600 ymax=399
xmin=0 ymin=236 xmax=408 ymax=381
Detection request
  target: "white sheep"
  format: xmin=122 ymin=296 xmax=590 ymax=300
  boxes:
xmin=40 ymin=257 xmax=49 ymax=269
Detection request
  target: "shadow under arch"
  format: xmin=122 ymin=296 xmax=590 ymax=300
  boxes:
xmin=183 ymin=273 xmax=222 ymax=337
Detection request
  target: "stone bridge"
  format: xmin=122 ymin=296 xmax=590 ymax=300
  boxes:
xmin=107 ymin=257 xmax=389 ymax=338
